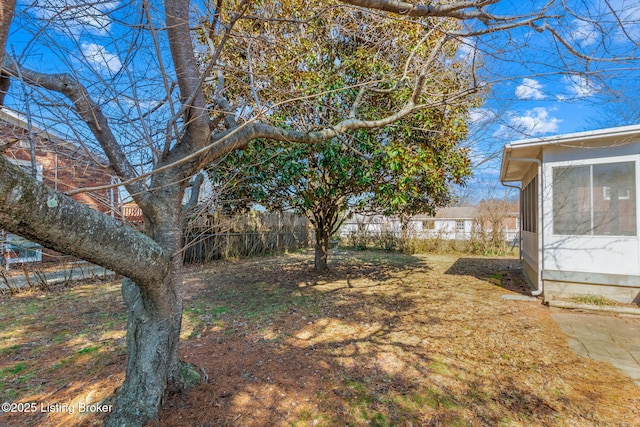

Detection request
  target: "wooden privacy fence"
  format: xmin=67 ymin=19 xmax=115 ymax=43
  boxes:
xmin=182 ymin=211 xmax=310 ymax=263
xmin=182 ymin=230 xmax=309 ymax=263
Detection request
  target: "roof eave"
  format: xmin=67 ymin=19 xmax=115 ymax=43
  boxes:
xmin=500 ymin=124 xmax=640 ymax=183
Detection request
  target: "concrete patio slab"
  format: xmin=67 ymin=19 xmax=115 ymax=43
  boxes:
xmin=552 ymin=310 xmax=640 ymax=386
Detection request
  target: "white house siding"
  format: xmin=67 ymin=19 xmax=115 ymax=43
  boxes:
xmin=501 ymin=126 xmax=640 ymax=303
xmin=341 ymin=207 xmax=487 ymax=240
xmin=542 ymin=144 xmax=640 ymax=279
xmin=418 ymin=218 xmax=475 ymax=240
xmin=341 ymin=208 xmax=519 ymax=243
xmin=340 ymin=215 xmax=389 ymax=238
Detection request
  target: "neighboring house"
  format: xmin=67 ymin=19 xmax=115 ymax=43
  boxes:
xmin=0 ymin=108 xmax=120 ymax=268
xmin=340 ymin=206 xmax=519 ymax=241
xmin=500 ymin=124 xmax=640 ymax=304
xmin=473 ymin=200 xmax=521 ymax=245
xmin=122 ymin=201 xmax=144 ymax=227
xmin=340 ymin=213 xmax=393 ymax=239
xmin=416 ymin=206 xmax=479 ymax=240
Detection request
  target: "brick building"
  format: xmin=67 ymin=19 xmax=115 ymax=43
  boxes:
xmin=1 ymin=108 xmax=120 ymax=268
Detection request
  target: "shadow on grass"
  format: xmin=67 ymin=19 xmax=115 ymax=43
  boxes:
xmin=159 ymin=251 xmax=637 ymax=426
xmin=445 ymin=257 xmax=532 ymax=296
xmin=2 ymin=251 xmax=637 ymax=426
xmin=0 ymin=281 xmax=127 ymax=426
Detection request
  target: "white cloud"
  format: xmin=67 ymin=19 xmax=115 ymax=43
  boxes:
xmin=601 ymin=0 xmax=640 ymax=42
xmin=81 ymin=43 xmax=122 ymax=74
xmin=455 ymin=37 xmax=476 ymax=62
xmin=494 ymin=107 xmax=562 ymax=138
xmin=569 ymin=2 xmax=640 ymax=47
xmin=32 ymin=0 xmax=119 ymax=36
xmin=563 ymin=75 xmax=599 ymax=98
xmin=468 ymin=108 xmax=495 ymax=124
xmin=467 ymin=145 xmax=500 ymax=168
xmin=515 ymin=78 xmax=545 ymax=100
xmin=571 ymin=20 xmax=600 ymax=47
xmin=619 ymin=9 xmax=640 ymax=41
xmin=120 ymin=97 xmax=160 ymax=111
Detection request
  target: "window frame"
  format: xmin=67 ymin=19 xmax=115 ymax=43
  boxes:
xmin=522 ymin=175 xmax=538 ymax=233
xmin=551 ymin=159 xmax=637 ymax=237
xmin=422 ymin=219 xmax=435 ymax=230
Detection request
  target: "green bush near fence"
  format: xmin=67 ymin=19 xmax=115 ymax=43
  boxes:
xmin=340 ymin=231 xmax=517 ymax=257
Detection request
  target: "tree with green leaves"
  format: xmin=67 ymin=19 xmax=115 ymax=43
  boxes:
xmin=213 ymin=108 xmax=474 ymax=271
xmin=214 ymin=137 xmax=375 ymax=270
xmin=370 ymin=109 xmax=474 ymax=218
xmin=202 ymin=0 xmax=477 ymax=270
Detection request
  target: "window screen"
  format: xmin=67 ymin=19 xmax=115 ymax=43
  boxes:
xmin=522 ymin=176 xmax=538 ymax=233
xmin=553 ymin=161 xmax=636 ymax=236
xmin=592 ymin=162 xmax=636 ymax=236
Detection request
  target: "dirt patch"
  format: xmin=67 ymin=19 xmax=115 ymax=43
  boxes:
xmin=1 ymin=250 xmax=639 ymax=426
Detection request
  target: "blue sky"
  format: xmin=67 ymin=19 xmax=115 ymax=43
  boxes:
xmin=5 ymin=0 xmax=175 ymax=174
xmin=456 ymin=0 xmax=640 ymax=201
xmin=8 ymin=1 xmax=125 ymax=72
xmin=5 ymin=0 xmax=640 ymax=204
xmin=472 ymin=0 xmax=640 ymax=138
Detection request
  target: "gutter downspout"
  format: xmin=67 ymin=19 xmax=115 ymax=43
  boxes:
xmin=502 ymin=152 xmax=544 ymax=296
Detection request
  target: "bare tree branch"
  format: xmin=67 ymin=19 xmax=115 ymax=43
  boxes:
xmin=181 ymin=172 xmax=204 ymax=217
xmin=1 ymin=56 xmax=149 ymax=201
xmin=341 ymin=0 xmax=499 ymax=20
xmin=0 ymin=155 xmax=169 ymax=285
xmin=164 ymin=0 xmax=211 ymax=147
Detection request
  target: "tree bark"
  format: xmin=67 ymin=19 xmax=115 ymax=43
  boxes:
xmin=104 ymin=277 xmax=182 ymax=427
xmin=0 ymin=154 xmax=191 ymax=427
xmin=0 ymin=0 xmax=16 ymax=66
xmin=314 ymin=225 xmax=330 ymax=271
xmin=311 ymin=203 xmax=345 ymax=271
xmin=313 ymin=208 xmax=335 ymax=272
xmin=105 ymin=195 xmax=189 ymax=427
xmin=1 ymin=0 xmax=16 ymax=106
xmin=0 ymin=156 xmax=169 ymax=284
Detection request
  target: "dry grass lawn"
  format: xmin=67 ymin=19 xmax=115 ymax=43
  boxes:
xmin=1 ymin=250 xmax=639 ymax=426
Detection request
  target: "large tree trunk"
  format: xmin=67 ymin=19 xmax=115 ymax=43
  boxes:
xmin=0 ymin=0 xmax=15 ymax=68
xmin=105 ymin=276 xmax=182 ymax=426
xmin=312 ymin=205 xmax=342 ymax=271
xmin=0 ymin=156 xmax=190 ymax=426
xmin=314 ymin=225 xmax=330 ymax=271
xmin=105 ymin=200 xmax=193 ymax=427
xmin=0 ymin=0 xmax=15 ymax=106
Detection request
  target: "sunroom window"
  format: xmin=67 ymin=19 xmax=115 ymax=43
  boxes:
xmin=553 ymin=161 xmax=636 ymax=236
